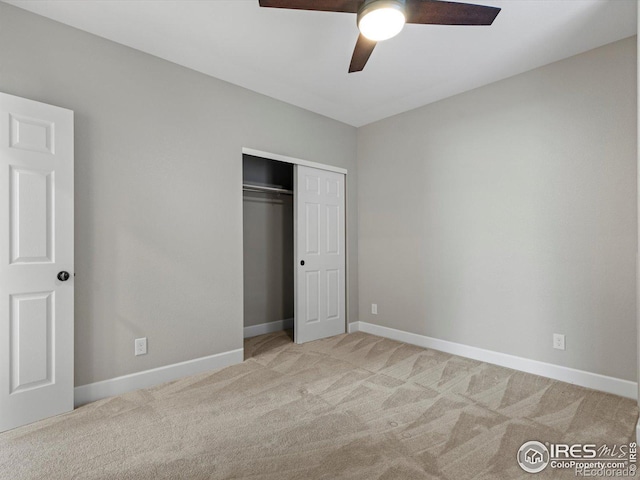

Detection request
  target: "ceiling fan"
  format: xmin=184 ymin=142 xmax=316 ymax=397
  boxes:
xmin=258 ymin=0 xmax=501 ymax=73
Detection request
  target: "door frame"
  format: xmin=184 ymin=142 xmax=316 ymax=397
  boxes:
xmin=240 ymin=147 xmax=349 ymax=338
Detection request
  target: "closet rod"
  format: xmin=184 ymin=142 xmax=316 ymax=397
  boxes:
xmin=242 ymin=184 xmax=293 ymax=195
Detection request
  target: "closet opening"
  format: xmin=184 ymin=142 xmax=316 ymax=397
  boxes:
xmin=242 ymin=147 xmax=348 ymax=349
xmin=243 ymin=154 xmax=294 ymax=343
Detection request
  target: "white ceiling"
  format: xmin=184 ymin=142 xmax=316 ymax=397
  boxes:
xmin=5 ymin=0 xmax=637 ymax=127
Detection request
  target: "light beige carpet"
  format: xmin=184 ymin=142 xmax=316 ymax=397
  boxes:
xmin=0 ymin=331 xmax=637 ymax=479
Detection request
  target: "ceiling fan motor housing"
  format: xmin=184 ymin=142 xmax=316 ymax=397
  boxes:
xmin=359 ymin=0 xmax=407 ymax=14
xmin=357 ymin=0 xmax=407 ymax=41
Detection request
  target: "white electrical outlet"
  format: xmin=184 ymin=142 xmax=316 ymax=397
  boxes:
xmin=135 ymin=337 xmax=147 ymax=356
xmin=553 ymin=333 xmax=565 ymax=351
xmin=371 ymin=303 xmax=378 ymax=315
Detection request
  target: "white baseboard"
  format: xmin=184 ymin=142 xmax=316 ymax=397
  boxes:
xmin=74 ymin=348 xmax=244 ymax=407
xmin=636 ymin=419 xmax=640 ymax=444
xmin=244 ymin=318 xmax=293 ymax=338
xmin=351 ymin=321 xmax=637 ymax=400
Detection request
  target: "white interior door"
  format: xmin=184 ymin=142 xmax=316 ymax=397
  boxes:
xmin=0 ymin=92 xmax=74 ymax=432
xmin=294 ymin=165 xmax=345 ymax=344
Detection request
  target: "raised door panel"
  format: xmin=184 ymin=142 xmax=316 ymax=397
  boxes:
xmin=304 ymin=174 xmax=320 ymax=195
xmin=326 ymin=269 xmax=340 ymax=321
xmin=10 ymin=114 xmax=55 ymax=155
xmin=10 ymin=292 xmax=53 ymax=393
xmin=305 ymin=203 xmax=320 ymax=255
xmin=305 ymin=271 xmax=320 ymax=323
xmin=10 ymin=167 xmax=54 ymax=264
xmin=325 ymin=205 xmax=340 ymax=256
xmin=325 ymin=178 xmax=340 ymax=198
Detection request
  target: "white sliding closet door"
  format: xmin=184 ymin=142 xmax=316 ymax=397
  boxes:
xmin=0 ymin=92 xmax=74 ymax=432
xmin=294 ymin=165 xmax=345 ymax=344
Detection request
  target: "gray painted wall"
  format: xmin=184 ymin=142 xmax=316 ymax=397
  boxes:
xmin=358 ymin=37 xmax=637 ymax=381
xmin=0 ymin=3 xmax=358 ymax=386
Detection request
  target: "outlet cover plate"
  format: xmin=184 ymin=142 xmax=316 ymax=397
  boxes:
xmin=135 ymin=337 xmax=147 ymax=356
xmin=553 ymin=333 xmax=565 ymax=351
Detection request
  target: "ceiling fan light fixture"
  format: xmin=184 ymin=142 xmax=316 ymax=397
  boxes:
xmin=357 ymin=0 xmax=406 ymax=42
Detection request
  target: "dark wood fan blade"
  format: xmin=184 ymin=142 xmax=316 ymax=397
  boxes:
xmin=258 ymin=0 xmax=362 ymax=14
xmin=406 ymin=0 xmax=500 ymax=25
xmin=349 ymin=34 xmax=377 ymax=73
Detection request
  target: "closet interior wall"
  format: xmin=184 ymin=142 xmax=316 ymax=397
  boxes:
xmin=242 ymin=155 xmax=294 ymax=335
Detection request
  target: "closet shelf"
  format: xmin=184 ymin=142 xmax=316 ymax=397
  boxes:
xmin=243 ymin=184 xmax=293 ymax=195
